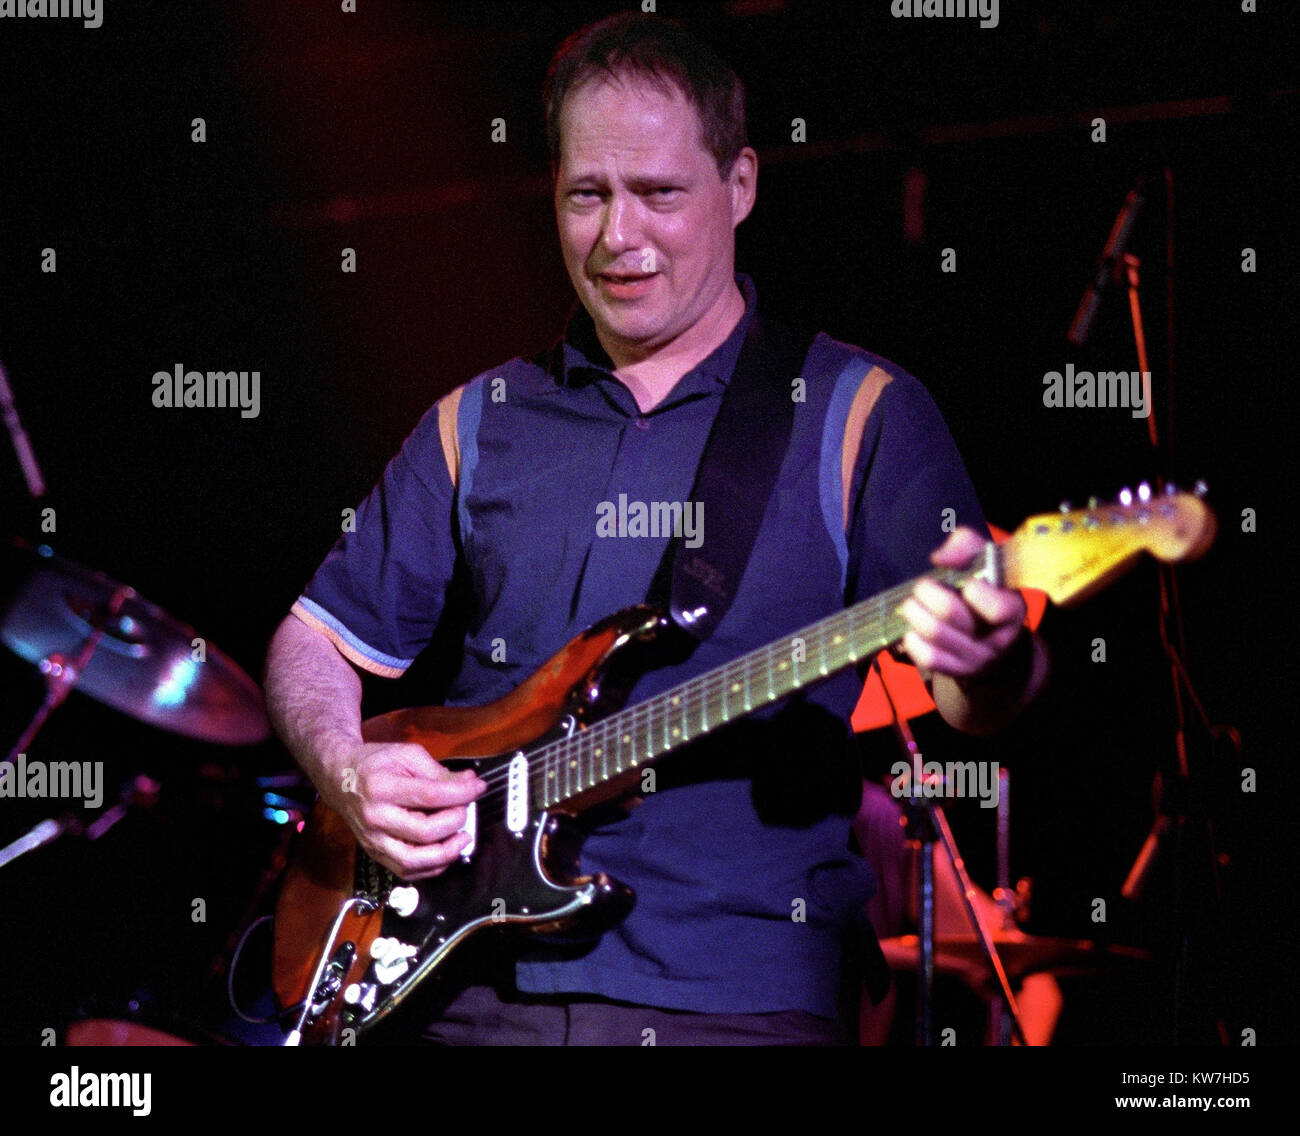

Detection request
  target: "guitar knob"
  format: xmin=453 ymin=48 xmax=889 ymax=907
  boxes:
xmin=1138 ymin=482 xmax=1152 ymax=502
xmin=372 ymin=941 xmax=418 ymax=986
xmin=370 ymin=936 xmax=417 ymax=964
xmin=344 ymin=982 xmax=378 ymax=1009
xmin=374 ymin=956 xmax=410 ymax=986
xmin=1119 ymin=487 xmax=1133 ymax=506
xmin=388 ymin=886 xmax=419 ymax=918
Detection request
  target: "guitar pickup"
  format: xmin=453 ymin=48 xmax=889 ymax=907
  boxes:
xmin=459 ymin=800 xmax=477 ymax=860
xmin=506 ymin=752 xmax=529 ymax=833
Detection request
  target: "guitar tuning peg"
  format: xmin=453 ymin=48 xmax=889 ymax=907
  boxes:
xmin=1058 ymin=500 xmax=1072 ymax=513
xmin=1118 ymin=487 xmax=1134 ymax=506
xmin=1193 ymin=479 xmax=1208 ymax=498
xmin=1138 ymin=482 xmax=1152 ymax=502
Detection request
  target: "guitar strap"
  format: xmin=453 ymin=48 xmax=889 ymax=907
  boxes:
xmin=646 ymin=310 xmax=895 ymax=1008
xmin=649 ymin=309 xmax=814 ymax=641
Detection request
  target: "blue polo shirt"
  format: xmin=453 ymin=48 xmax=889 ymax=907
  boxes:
xmin=292 ymin=274 xmax=985 ymax=1017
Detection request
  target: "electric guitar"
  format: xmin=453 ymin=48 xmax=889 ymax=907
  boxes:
xmin=272 ymin=488 xmax=1216 ymax=1044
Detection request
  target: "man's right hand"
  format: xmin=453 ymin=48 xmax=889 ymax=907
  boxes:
xmin=328 ymin=742 xmax=488 ymax=881
xmin=263 ymin=615 xmax=489 ymax=882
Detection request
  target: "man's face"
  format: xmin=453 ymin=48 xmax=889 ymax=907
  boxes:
xmin=554 ymin=76 xmax=753 ymax=364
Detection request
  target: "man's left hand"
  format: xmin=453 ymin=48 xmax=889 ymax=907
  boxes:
xmin=899 ymin=526 xmax=1027 ymax=684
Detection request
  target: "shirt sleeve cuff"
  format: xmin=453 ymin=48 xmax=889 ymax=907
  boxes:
xmin=289 ymin=597 xmax=411 ymax=678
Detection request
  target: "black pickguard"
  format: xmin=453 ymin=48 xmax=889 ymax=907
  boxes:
xmin=342 ymin=768 xmax=638 ymax=1035
xmin=336 ymin=612 xmax=687 ymax=1037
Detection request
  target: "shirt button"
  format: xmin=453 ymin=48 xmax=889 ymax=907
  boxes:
xmin=635 ymin=416 xmax=651 ymax=431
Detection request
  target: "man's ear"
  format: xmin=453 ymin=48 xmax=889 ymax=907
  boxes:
xmin=729 ymin=147 xmax=758 ymax=226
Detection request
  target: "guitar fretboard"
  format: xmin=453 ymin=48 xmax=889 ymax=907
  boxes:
xmin=527 ymin=558 xmax=994 ymax=808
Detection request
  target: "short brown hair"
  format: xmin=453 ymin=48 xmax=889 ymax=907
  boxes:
xmin=543 ymin=12 xmax=748 ymax=180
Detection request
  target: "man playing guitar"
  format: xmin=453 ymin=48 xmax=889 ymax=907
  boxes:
xmin=264 ymin=12 xmax=1047 ymax=1046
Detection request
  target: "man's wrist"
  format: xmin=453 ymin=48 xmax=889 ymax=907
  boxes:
xmin=955 ymin=625 xmax=1035 ymax=695
xmin=936 ymin=628 xmax=1047 ymax=735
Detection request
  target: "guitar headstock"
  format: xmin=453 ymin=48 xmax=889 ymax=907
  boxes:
xmin=1001 ymin=485 xmax=1217 ymax=606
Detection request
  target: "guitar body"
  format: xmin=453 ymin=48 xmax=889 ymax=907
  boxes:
xmin=272 ymin=605 xmax=667 ymax=1045
xmin=270 ymin=490 xmax=1217 ymax=1045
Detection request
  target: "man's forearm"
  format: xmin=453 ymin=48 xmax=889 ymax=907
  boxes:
xmin=264 ymin=614 xmax=365 ymax=810
xmin=931 ymin=629 xmax=1049 ymax=736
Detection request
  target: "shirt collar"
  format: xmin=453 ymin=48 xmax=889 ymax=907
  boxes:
xmin=556 ymin=273 xmax=757 ymax=392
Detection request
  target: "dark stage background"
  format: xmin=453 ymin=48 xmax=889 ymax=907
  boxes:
xmin=0 ymin=0 xmax=1293 ymax=1049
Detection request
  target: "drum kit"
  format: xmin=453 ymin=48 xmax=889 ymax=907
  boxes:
xmin=0 ymin=539 xmax=301 ymax=1045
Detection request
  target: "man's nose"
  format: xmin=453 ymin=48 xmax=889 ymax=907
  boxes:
xmin=600 ymin=192 xmax=642 ymax=254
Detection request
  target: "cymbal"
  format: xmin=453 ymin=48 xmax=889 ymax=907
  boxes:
xmin=852 ymin=524 xmax=1048 ymax=731
xmin=1 ymin=543 xmax=269 ymax=745
xmin=879 ymin=933 xmax=1150 ymax=983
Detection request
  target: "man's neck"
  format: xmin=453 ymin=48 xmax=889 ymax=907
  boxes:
xmin=603 ymin=282 xmax=746 ymax=414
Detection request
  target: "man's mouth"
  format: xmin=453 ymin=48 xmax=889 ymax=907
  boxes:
xmin=596 ymin=271 xmax=657 ymax=299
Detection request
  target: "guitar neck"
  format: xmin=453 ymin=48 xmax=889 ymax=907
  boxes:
xmin=533 ymin=554 xmax=997 ymax=810
xmin=529 ymin=486 xmax=1217 ymax=809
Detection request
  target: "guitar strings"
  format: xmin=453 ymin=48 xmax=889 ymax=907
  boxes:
xmin=460 ymin=565 xmax=969 ymax=805
xmin=448 ymin=565 xmax=973 ymax=811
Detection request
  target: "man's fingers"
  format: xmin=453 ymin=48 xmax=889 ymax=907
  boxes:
xmin=368 ymin=829 xmax=474 ymax=881
xmin=364 ymin=801 xmax=472 ymax=847
xmin=902 ymin=573 xmax=1027 ymax=679
xmin=961 ymin=578 xmax=1026 ymax=628
xmin=336 ymin=743 xmax=490 ymax=879
xmin=902 ymin=628 xmax=996 ymax=679
xmin=906 ymin=578 xmax=976 ymax=635
xmin=368 ymin=765 xmax=486 ymax=811
xmin=929 ymin=525 xmax=985 ymax=567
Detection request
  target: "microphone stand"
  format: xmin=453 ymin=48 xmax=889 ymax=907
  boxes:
xmin=1072 ymin=169 xmax=1235 ymax=1044
xmin=0 ymin=357 xmax=46 ymax=499
xmin=876 ymin=658 xmax=1026 ymax=1046
xmin=0 ymin=773 xmax=160 ymax=871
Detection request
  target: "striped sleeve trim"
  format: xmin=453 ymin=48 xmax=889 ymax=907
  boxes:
xmin=436 ymin=386 xmax=464 ymax=490
xmin=289 ymin=597 xmax=410 ymax=678
xmin=840 ymin=365 xmax=893 ymax=532
xmin=456 ymin=376 xmax=485 ymax=547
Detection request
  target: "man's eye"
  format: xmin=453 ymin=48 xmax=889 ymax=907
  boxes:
xmin=570 ymin=188 xmax=602 ymax=201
